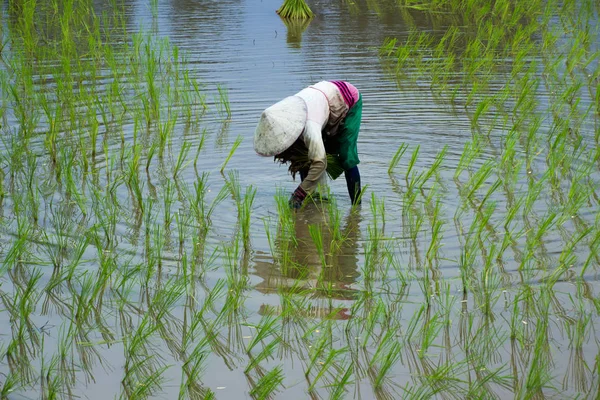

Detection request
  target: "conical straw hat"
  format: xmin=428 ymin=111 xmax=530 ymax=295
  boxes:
xmin=254 ymin=96 xmax=307 ymax=156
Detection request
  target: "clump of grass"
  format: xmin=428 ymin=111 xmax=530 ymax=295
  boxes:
xmin=277 ymin=0 xmax=314 ymax=19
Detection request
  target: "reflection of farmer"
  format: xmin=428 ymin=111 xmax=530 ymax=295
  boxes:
xmin=253 ymin=208 xmax=362 ymax=303
xmin=254 ymin=81 xmax=362 ymax=208
xmin=293 ymin=208 xmax=362 ymax=290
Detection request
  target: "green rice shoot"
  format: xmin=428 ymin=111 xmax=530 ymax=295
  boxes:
xmin=277 ymin=0 xmax=314 ymax=19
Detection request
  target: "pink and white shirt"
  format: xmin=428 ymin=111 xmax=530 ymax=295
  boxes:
xmin=293 ymin=81 xmax=360 ymax=192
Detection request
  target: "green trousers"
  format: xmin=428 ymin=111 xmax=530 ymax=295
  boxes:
xmin=324 ymin=94 xmax=362 ymax=179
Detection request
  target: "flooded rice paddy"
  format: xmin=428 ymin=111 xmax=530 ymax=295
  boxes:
xmin=1 ymin=0 xmax=600 ymax=398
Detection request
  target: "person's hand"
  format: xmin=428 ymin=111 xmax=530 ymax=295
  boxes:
xmin=289 ymin=196 xmax=302 ymax=209
xmin=288 ymin=186 xmax=307 ymax=209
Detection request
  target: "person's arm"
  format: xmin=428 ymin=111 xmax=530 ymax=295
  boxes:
xmin=289 ymin=121 xmax=327 ymax=208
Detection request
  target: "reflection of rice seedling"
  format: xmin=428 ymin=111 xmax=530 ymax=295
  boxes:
xmin=308 ymin=224 xmax=327 ymax=268
xmin=276 ymin=0 xmax=314 ymax=19
xmin=281 ymin=17 xmax=311 ymax=48
xmin=150 ymin=0 xmax=158 ymax=17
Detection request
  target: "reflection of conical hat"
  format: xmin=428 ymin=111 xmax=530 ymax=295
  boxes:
xmin=254 ymin=96 xmax=307 ymax=156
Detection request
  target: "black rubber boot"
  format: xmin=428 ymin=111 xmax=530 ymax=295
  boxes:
xmin=345 ymin=166 xmax=361 ymax=205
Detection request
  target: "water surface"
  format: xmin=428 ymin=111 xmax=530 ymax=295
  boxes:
xmin=1 ymin=0 xmax=599 ymax=398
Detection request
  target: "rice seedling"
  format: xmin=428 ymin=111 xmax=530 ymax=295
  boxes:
xmin=173 ymin=140 xmax=192 ymax=180
xmin=178 ymin=336 xmax=213 ymax=400
xmin=0 ymin=370 xmax=20 ymax=398
xmin=216 ymin=84 xmax=232 ymax=120
xmin=277 ymin=0 xmax=314 ymax=19
xmin=244 ymin=313 xmax=281 ymax=374
xmin=150 ymin=0 xmax=159 ymax=18
xmin=127 ymin=145 xmax=146 ymax=214
xmin=193 ymin=128 xmax=208 ymax=171
xmin=367 ymin=324 xmax=402 ymax=389
xmin=220 ymin=135 xmax=243 ymax=173
xmin=519 ymin=299 xmax=553 ymax=397
xmin=307 ymin=344 xmax=347 ymax=392
xmin=120 ymin=313 xmax=166 ymax=398
xmin=249 ymin=365 xmax=284 ymax=399
xmin=161 ymin=179 xmax=176 ymax=229
xmin=417 ymin=146 xmax=447 ymax=191
xmin=329 ymin=360 xmax=354 ymax=400
xmin=404 ymin=144 xmax=420 ymax=185
xmin=388 ymin=142 xmax=408 ymax=175
xmin=424 ymin=198 xmax=444 ymax=269
xmin=239 ymin=185 xmax=257 ymax=252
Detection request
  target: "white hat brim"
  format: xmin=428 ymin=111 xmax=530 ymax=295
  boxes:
xmin=254 ymin=96 xmax=307 ymax=156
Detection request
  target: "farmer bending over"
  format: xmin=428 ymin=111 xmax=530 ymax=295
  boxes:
xmin=254 ymin=81 xmax=362 ymax=208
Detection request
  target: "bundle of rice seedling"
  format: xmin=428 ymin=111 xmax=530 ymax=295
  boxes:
xmin=274 ymin=137 xmax=344 ymax=180
xmin=276 ymin=0 xmax=314 ymax=19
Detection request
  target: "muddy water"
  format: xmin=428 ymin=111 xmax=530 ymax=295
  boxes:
xmin=1 ymin=0 xmax=600 ymax=398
